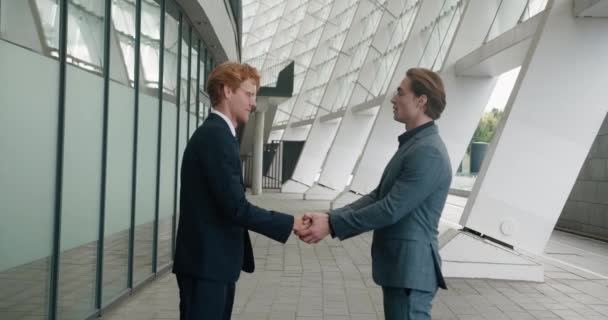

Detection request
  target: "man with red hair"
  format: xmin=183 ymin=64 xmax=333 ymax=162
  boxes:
xmin=173 ymin=62 xmax=308 ymax=320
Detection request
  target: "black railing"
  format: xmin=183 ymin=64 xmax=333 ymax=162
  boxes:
xmin=241 ymin=140 xmax=284 ymax=190
xmin=263 ymin=140 xmax=283 ymax=189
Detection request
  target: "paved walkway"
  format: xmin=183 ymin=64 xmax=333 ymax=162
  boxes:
xmin=101 ymin=193 xmax=608 ymax=320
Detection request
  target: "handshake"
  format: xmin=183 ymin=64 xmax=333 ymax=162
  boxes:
xmin=292 ymin=212 xmax=331 ymax=244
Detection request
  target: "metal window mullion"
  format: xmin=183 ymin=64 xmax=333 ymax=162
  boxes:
xmin=95 ymin=0 xmax=113 ymax=311
xmin=417 ymin=0 xmax=449 ymax=67
xmin=152 ymin=0 xmax=165 ymax=274
xmin=483 ymin=0 xmax=504 ymax=44
xmin=203 ymin=46 xmax=209 ymax=93
xmin=518 ymin=0 xmax=532 ymax=23
xmin=203 ymin=46 xmax=208 ymax=118
xmin=127 ymin=0 xmax=142 ymax=289
xmin=185 ymin=26 xmax=192 ymax=140
xmin=48 ymin=0 xmax=69 ymax=319
xmin=431 ymin=4 xmax=458 ymax=71
xmin=172 ymin=11 xmax=183 ymax=258
xmin=195 ymin=39 xmax=201 ymax=128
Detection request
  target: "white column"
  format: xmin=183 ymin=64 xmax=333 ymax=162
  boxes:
xmin=461 ymin=0 xmax=608 ymax=254
xmin=252 ymin=111 xmax=265 ymax=195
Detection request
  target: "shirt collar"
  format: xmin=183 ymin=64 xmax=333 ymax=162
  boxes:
xmin=211 ymin=109 xmax=236 ymax=137
xmin=398 ymin=121 xmax=434 ymax=147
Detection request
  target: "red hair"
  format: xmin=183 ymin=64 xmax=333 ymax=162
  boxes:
xmin=206 ymin=62 xmax=261 ymax=107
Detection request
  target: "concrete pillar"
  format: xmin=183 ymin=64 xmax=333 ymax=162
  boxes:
xmin=459 ymin=0 xmax=608 ymax=254
xmin=252 ymin=110 xmax=265 ymax=195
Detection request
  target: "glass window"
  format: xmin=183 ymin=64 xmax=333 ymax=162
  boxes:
xmin=157 ymin=0 xmax=180 ymax=270
xmin=64 ymin=0 xmax=105 ymax=71
xmin=162 ymin=1 xmax=180 ymax=99
xmin=0 ymin=0 xmax=216 ymax=317
xmin=141 ymin=0 xmax=161 ymax=88
xmin=179 ymin=21 xmax=190 ymax=116
xmin=58 ymin=0 xmax=106 ymax=318
xmin=199 ymin=43 xmax=207 ymax=94
xmin=190 ymin=35 xmax=199 ymax=131
xmin=133 ymin=0 xmax=161 ymax=286
xmin=0 ymin=1 xmax=60 ymax=318
xmin=0 ymin=0 xmax=48 ymax=52
xmin=35 ymin=0 xmax=62 ymax=55
xmin=113 ymin=0 xmax=137 ymax=84
xmin=102 ymin=0 xmax=137 ymax=304
xmin=175 ymin=16 xmax=190 ymax=240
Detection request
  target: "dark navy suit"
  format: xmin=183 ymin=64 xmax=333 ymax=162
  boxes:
xmin=173 ymin=113 xmax=294 ymax=319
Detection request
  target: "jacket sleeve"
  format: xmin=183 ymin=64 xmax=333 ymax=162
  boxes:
xmin=342 ymin=188 xmax=379 ymax=211
xmin=198 ymin=130 xmax=294 ymax=243
xmin=330 ymin=146 xmax=444 ymax=240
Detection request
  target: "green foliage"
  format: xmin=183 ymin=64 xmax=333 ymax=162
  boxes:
xmin=472 ymin=108 xmax=503 ymax=143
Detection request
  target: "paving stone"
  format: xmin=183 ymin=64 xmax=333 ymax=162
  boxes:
xmin=504 ymin=311 xmax=536 ymax=319
xmin=23 ymin=193 xmax=605 ymax=320
xmin=527 ymin=310 xmax=559 ymax=319
xmin=550 ymin=309 xmax=587 ymax=320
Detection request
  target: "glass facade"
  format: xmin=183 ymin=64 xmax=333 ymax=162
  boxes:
xmin=485 ymin=0 xmax=548 ymax=43
xmin=0 ymin=1 xmax=61 ymax=319
xmin=243 ymin=0 xmax=422 ymax=131
xmin=242 ymin=0 xmax=334 ymax=127
xmin=57 ymin=2 xmax=106 ymax=318
xmin=0 ymin=0 xmax=218 ymax=319
xmin=245 ymin=0 xmax=547 ymax=143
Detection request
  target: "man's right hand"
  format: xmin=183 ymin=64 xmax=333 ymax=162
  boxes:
xmin=296 ymin=212 xmax=331 ymax=244
xmin=293 ymin=215 xmax=311 ymax=234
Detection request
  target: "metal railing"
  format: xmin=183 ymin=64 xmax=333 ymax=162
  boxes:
xmin=241 ymin=140 xmax=284 ymax=190
xmin=263 ymin=140 xmax=283 ymax=189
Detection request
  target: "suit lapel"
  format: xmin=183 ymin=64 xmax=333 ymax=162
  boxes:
xmin=207 ymin=114 xmax=245 ymax=189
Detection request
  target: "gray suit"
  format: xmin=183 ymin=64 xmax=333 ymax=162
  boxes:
xmin=330 ymin=123 xmax=451 ymax=319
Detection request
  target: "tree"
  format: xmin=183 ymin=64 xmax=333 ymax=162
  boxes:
xmin=472 ymin=108 xmax=503 ymax=143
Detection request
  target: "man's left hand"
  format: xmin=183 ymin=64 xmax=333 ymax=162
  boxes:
xmin=296 ymin=212 xmax=330 ymax=244
xmin=293 ymin=215 xmax=311 ymax=234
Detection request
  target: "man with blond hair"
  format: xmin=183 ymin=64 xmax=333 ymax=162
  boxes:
xmin=173 ymin=62 xmax=308 ymax=320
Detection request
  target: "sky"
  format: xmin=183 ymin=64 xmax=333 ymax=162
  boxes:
xmin=484 ymin=67 xmax=521 ymax=112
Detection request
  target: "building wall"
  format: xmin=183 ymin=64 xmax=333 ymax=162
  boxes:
xmin=558 ymin=114 xmax=608 ymax=239
xmin=0 ymin=0 xmax=222 ymax=319
xmin=198 ymin=0 xmax=240 ymax=61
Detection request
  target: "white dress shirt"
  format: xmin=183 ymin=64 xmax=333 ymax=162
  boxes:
xmin=211 ymin=109 xmax=236 ymax=137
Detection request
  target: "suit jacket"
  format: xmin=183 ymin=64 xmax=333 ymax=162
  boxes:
xmin=173 ymin=113 xmax=294 ymax=283
xmin=330 ymin=124 xmax=451 ymax=292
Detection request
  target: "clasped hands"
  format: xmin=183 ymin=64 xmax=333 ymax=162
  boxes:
xmin=293 ymin=212 xmax=331 ymax=244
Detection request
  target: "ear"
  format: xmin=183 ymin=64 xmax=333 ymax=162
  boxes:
xmin=223 ymin=85 xmax=233 ymax=99
xmin=418 ymin=94 xmax=428 ymax=107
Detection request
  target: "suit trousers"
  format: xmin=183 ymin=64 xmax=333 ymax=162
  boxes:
xmin=176 ymin=274 xmax=236 ymax=320
xmin=382 ymin=286 xmax=437 ymax=320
